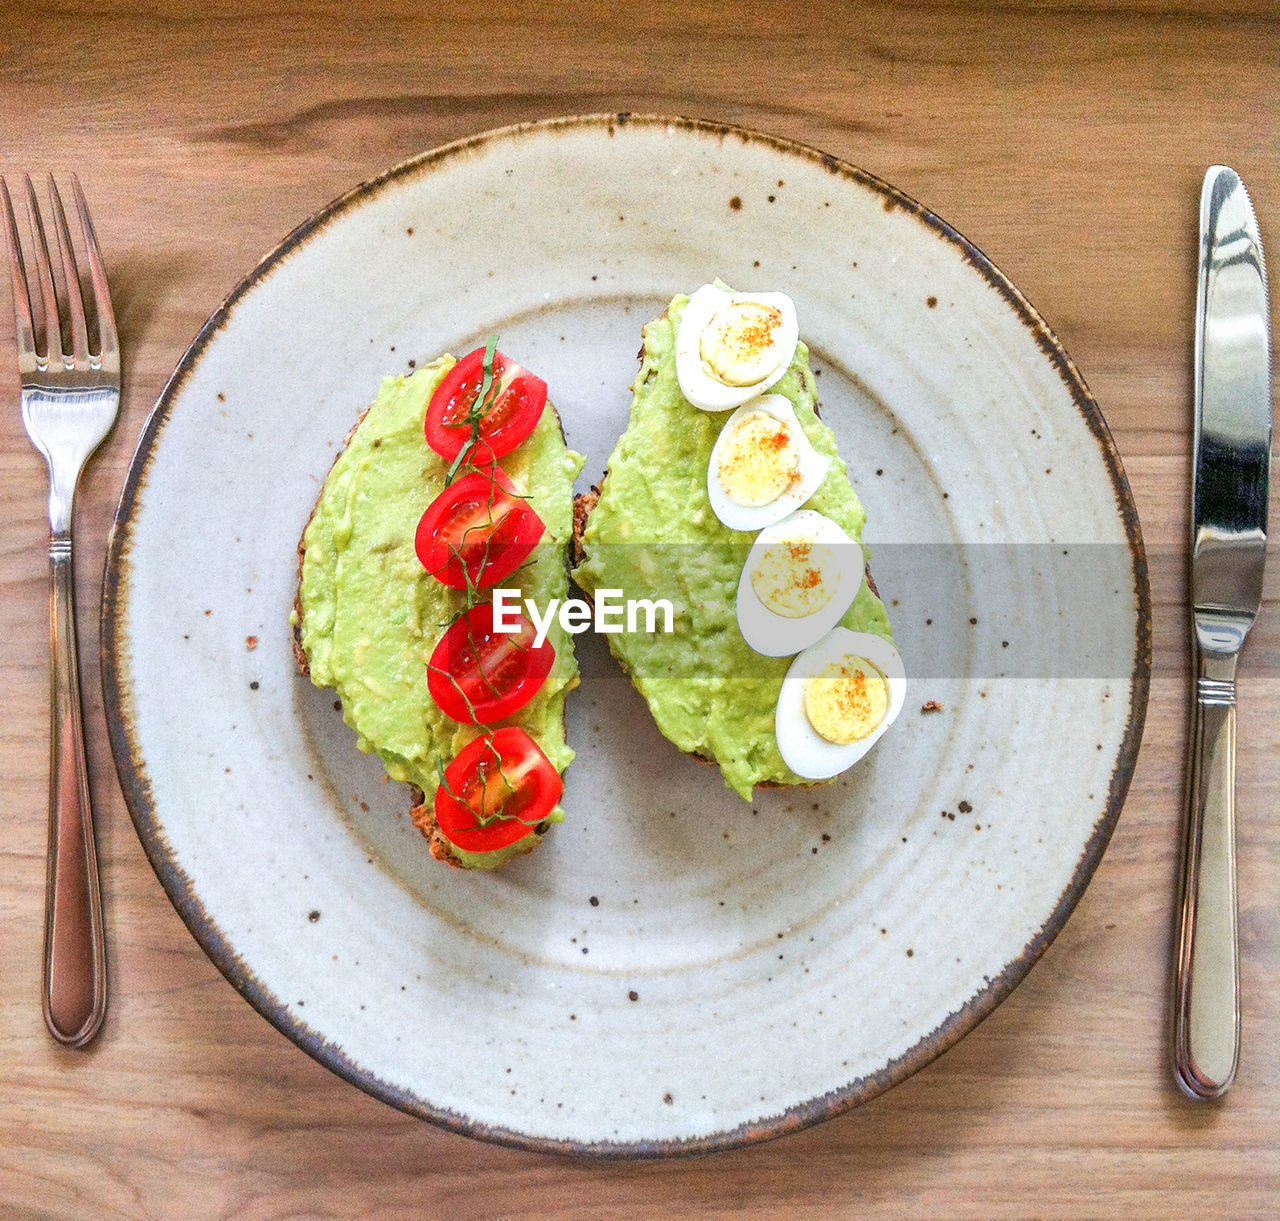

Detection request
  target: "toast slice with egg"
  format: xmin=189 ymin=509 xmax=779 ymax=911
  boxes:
xmin=571 ymin=288 xmax=902 ymax=800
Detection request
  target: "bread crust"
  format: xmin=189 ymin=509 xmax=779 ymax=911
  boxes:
xmin=407 ymin=785 xmax=459 ymax=867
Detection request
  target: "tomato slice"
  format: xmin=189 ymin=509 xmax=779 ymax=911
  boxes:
xmin=427 ymin=600 xmax=555 ymax=725
xmin=415 ymin=468 xmax=545 ymax=589
xmin=434 ymin=727 xmax=562 ymax=854
xmin=424 ymin=346 xmax=548 ymax=464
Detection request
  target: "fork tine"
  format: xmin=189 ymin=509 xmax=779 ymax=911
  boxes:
xmin=70 ymin=175 xmax=117 ymax=366
xmin=23 ymin=173 xmax=63 ymax=364
xmin=46 ymin=175 xmax=90 ymax=368
xmin=0 ymin=178 xmax=38 ymax=369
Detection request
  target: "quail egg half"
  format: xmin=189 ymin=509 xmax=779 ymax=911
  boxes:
xmin=675 ymin=284 xmax=799 ymax=411
xmin=706 ymin=395 xmax=829 ymax=532
xmin=775 ymin=628 xmax=906 ymax=779
xmin=736 ymin=509 xmax=864 ymax=657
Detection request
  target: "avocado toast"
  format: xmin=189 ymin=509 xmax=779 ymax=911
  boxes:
xmin=571 ymin=289 xmax=898 ymax=799
xmin=293 ymin=353 xmax=584 ymax=868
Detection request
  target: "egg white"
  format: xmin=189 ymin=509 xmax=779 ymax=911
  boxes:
xmin=675 ymin=284 xmax=799 ymax=412
xmin=735 ymin=510 xmax=864 ymax=658
xmin=707 ymin=395 xmax=829 ymax=532
xmin=775 ymin=628 xmax=906 ymax=780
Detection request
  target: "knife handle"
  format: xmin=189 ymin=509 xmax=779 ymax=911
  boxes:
xmin=1173 ymin=649 xmax=1240 ymax=1099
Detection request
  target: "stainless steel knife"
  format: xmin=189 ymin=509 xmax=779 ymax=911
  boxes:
xmin=1174 ymin=165 xmax=1272 ymax=1100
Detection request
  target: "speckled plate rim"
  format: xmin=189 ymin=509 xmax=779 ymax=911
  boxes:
xmin=101 ymin=112 xmax=1152 ymax=1159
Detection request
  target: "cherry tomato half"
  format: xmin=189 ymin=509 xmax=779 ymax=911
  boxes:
xmin=414 ymin=469 xmax=545 ymax=590
xmin=434 ymin=727 xmax=562 ymax=854
xmin=424 ymin=347 xmax=548 ymax=464
xmin=427 ymin=600 xmax=555 ymax=725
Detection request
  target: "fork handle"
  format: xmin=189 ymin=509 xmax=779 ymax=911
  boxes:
xmin=43 ymin=533 xmax=107 ymax=1047
xmin=1173 ymin=649 xmax=1240 ymax=1098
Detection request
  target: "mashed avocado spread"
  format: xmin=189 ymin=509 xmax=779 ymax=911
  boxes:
xmin=296 ymin=359 xmax=584 ymax=868
xmin=572 ymin=295 xmax=894 ymax=799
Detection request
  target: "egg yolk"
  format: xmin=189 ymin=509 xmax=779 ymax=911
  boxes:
xmin=700 ymin=301 xmax=786 ymax=387
xmin=804 ymin=656 xmax=888 ymax=744
xmin=716 ymin=413 xmax=800 ymax=506
xmin=750 ymin=535 xmax=837 ymax=619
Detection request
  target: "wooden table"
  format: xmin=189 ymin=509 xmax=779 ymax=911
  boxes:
xmin=2 ymin=3 xmax=1276 ymax=1216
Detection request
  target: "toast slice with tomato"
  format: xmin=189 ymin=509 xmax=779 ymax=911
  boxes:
xmin=293 ymin=346 xmax=584 ymax=869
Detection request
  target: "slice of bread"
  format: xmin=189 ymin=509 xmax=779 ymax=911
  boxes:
xmin=569 ymin=296 xmax=893 ymax=798
xmin=293 ymin=363 xmax=581 ymax=868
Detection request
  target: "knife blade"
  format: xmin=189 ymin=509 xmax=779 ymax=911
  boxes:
xmin=1173 ymin=165 xmax=1272 ymax=1100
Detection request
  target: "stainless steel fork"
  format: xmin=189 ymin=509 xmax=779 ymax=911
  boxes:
xmin=3 ymin=174 xmax=117 ymax=1047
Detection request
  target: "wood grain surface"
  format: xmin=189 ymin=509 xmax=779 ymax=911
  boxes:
xmin=1 ymin=2 xmax=1277 ymax=1217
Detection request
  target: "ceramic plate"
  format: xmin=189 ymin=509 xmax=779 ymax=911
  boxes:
xmin=103 ymin=114 xmax=1149 ymax=1156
